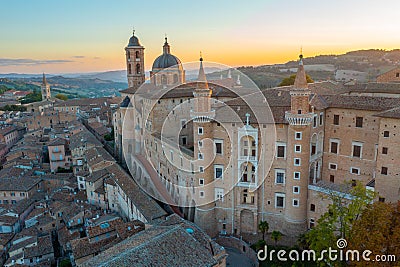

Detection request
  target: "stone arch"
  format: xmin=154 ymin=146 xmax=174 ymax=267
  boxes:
xmin=240 ymin=209 xmax=254 ymax=234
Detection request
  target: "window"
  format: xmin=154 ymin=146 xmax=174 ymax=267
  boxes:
xmin=215 ymin=188 xmax=224 ymax=202
xmin=199 ymin=166 xmax=204 ymax=173
xmin=350 ymin=167 xmax=360 ymax=175
xmin=310 ymin=204 xmax=316 ymax=212
xmin=319 ymin=113 xmax=323 ymax=126
xmin=294 ymin=158 xmax=301 ymax=166
xmin=198 ymin=140 xmax=203 ymax=147
xmin=381 ymin=167 xmax=388 ymax=175
xmin=199 ymin=191 xmax=205 ymax=198
xmin=215 ymin=140 xmax=223 ymax=155
xmin=275 ymin=193 xmax=285 ymax=208
xmin=295 ymin=145 xmax=301 ymax=153
xmin=329 ymin=163 xmax=337 ymax=170
xmin=330 ymin=175 xmax=335 ymax=183
xmin=355 ymin=117 xmax=363 ymax=128
xmin=214 ymin=165 xmax=223 ymax=179
xmin=181 ymin=136 xmax=187 ymax=146
xmin=198 ymin=127 xmax=203 ymax=135
xmin=11 ymin=200 xmax=16 ymax=204
xmin=276 ymin=143 xmax=286 ymax=158
xmin=379 ymin=197 xmax=385 ymax=202
xmin=275 ymin=169 xmax=285 ymax=184
xmin=10 ymin=192 xmax=15 ymax=196
xmin=199 ymin=179 xmax=204 ymax=186
xmin=397 ymin=72 xmax=400 ymax=78
xmin=383 ymin=131 xmax=389 ymax=137
xmin=382 ymin=147 xmax=388 ymax=154
xmin=313 ymin=115 xmax=317 ymax=127
xmin=333 ymin=114 xmax=340 ymax=125
xmin=293 ymin=199 xmax=299 ymax=207
xmin=198 ymin=153 xmax=203 ymax=160
xmin=181 ymin=119 xmax=187 ymax=129
xmin=294 ymin=172 xmax=300 ymax=180
xmin=295 ymin=132 xmax=302 ymax=140
xmin=293 ymin=186 xmax=300 ymax=194
xmin=330 ymin=140 xmax=339 ymax=154
xmin=352 ymin=142 xmax=363 ymax=158
xmin=309 ymin=218 xmax=315 ymax=228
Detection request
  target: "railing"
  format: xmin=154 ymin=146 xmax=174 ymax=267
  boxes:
xmin=285 ymin=112 xmax=313 ymax=126
xmin=238 ymin=156 xmax=257 ymax=161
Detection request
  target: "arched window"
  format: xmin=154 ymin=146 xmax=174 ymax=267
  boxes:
xmin=136 ymin=64 xmax=141 ymax=74
xmin=173 ymin=74 xmax=178 ymax=83
xmin=161 ymin=75 xmax=167 ymax=85
xmin=128 ymin=64 xmax=132 ymax=74
xmin=135 ymin=51 xmax=140 ymax=58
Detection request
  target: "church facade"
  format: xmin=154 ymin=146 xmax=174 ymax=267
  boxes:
xmin=114 ymin=31 xmax=400 ymax=238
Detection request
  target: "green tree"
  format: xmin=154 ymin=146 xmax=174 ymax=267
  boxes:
xmin=271 ymin=230 xmax=283 ymax=246
xmin=304 ymin=182 xmax=376 ymax=266
xmin=279 ymin=74 xmax=314 ymax=86
xmin=20 ymin=89 xmax=42 ymax=104
xmin=348 ymin=201 xmax=400 ymax=267
xmin=55 ymin=93 xmax=68 ymax=101
xmin=258 ymin=220 xmax=269 ymax=241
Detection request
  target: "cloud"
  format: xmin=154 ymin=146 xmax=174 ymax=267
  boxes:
xmin=93 ymin=57 xmax=101 ymax=60
xmin=0 ymin=58 xmax=74 ymax=66
xmin=71 ymin=55 xmax=85 ymax=58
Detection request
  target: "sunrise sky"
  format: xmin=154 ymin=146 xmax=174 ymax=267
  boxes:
xmin=1 ymin=0 xmax=400 ymax=74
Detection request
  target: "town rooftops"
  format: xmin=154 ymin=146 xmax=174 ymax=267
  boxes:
xmin=81 ymin=224 xmax=223 ymax=267
xmin=0 ymin=176 xmax=41 ymax=191
xmin=69 ymin=129 xmax=102 ymax=151
xmin=105 ymin=164 xmax=167 ymax=222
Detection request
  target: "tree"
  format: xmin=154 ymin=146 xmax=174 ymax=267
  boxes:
xmin=55 ymin=93 xmax=68 ymax=101
xmin=271 ymin=230 xmax=283 ymax=246
xmin=279 ymin=74 xmax=314 ymax=86
xmin=258 ymin=220 xmax=269 ymax=241
xmin=348 ymin=201 xmax=400 ymax=267
xmin=304 ymin=182 xmax=376 ymax=266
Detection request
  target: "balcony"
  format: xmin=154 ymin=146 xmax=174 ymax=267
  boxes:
xmin=190 ymin=110 xmax=216 ymax=123
xmin=285 ymin=112 xmax=313 ymax=126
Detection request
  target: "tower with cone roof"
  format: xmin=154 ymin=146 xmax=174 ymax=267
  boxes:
xmin=284 ymin=54 xmax=314 ymax=233
xmin=125 ymin=30 xmax=145 ymax=89
xmin=41 ymin=73 xmax=51 ymax=100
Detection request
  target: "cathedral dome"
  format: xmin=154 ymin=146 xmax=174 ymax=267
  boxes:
xmin=152 ymin=37 xmax=183 ymax=71
xmin=127 ymin=31 xmax=141 ymax=47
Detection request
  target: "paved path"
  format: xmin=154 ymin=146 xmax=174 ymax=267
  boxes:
xmin=226 ymin=247 xmax=255 ymax=267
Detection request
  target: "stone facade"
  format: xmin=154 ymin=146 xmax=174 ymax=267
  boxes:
xmin=377 ymin=67 xmax=400 ymax=83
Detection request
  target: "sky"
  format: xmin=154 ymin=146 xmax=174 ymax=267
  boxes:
xmin=1 ymin=0 xmax=400 ymax=73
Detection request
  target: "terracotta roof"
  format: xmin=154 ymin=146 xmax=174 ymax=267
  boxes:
xmin=320 ymin=95 xmax=400 ymax=111
xmin=0 ymin=176 xmax=41 ymax=191
xmin=105 ymin=164 xmax=167 ymax=222
xmin=24 ymin=235 xmax=54 ymax=258
xmin=86 ymin=217 xmax=123 ymax=239
xmin=81 ymin=225 xmax=221 ymax=267
xmin=69 ymin=130 xmax=102 ymax=151
xmin=374 ymin=107 xmax=400 ymax=119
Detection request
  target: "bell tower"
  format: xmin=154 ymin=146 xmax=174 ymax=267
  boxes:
xmin=125 ymin=30 xmax=145 ymax=89
xmin=41 ymin=73 xmax=51 ymax=100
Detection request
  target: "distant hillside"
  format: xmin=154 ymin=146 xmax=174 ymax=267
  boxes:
xmin=236 ymin=49 xmax=400 ymax=88
xmin=0 ymin=76 xmax=127 ymax=98
xmin=77 ymin=70 xmax=127 ymax=83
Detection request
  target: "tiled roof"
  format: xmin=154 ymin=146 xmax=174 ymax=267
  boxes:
xmin=48 ymin=137 xmax=67 ymax=146
xmin=81 ymin=225 xmax=220 ymax=267
xmin=320 ymin=95 xmax=400 ymax=111
xmin=70 ymin=236 xmax=118 ymax=260
xmin=105 ymin=164 xmax=167 ymax=222
xmin=69 ymin=130 xmax=102 ymax=151
xmin=24 ymin=235 xmax=54 ymax=258
xmin=0 ymin=176 xmax=41 ymax=191
xmin=87 ymin=217 xmax=123 ymax=239
xmin=374 ymin=107 xmax=400 ymax=119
